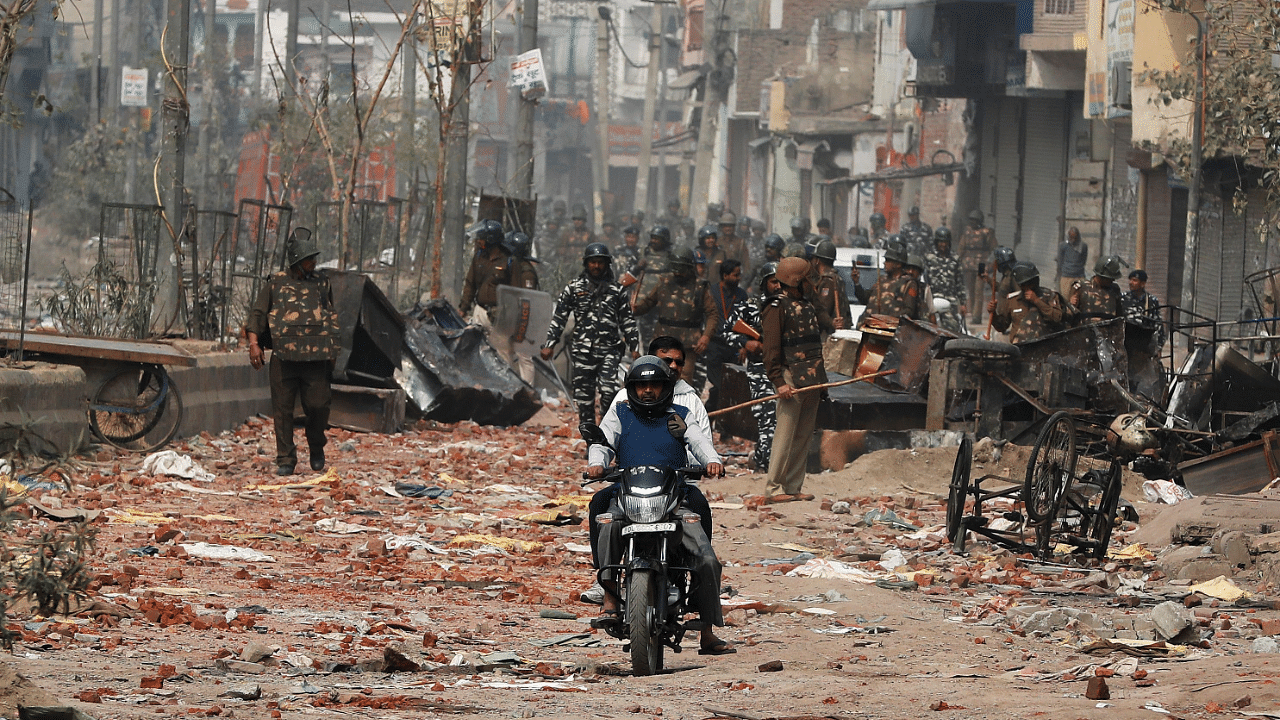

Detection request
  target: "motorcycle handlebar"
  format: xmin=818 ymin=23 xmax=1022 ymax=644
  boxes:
xmin=582 ymin=466 xmax=708 ymax=484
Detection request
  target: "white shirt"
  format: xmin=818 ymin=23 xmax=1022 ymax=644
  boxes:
xmin=587 ymin=393 xmax=721 ymax=470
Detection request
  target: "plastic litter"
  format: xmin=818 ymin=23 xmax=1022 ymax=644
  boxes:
xmin=141 ymin=451 xmax=216 ymax=483
xmin=1142 ymin=479 xmax=1193 ymax=504
xmin=179 ymin=542 xmax=277 ymax=563
xmin=394 ymin=483 xmax=453 ymax=499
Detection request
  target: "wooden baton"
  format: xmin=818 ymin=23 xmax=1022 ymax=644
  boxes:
xmin=707 ymin=369 xmax=897 ymax=418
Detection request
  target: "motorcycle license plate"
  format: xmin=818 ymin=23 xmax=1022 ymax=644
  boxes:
xmin=622 ymin=522 xmax=676 ymax=535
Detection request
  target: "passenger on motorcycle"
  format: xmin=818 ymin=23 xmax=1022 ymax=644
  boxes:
xmin=585 ymin=356 xmax=734 ymax=654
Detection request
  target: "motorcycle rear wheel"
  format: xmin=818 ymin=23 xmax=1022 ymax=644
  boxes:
xmin=627 ymin=570 xmax=663 ymax=676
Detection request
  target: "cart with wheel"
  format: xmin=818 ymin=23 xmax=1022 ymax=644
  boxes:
xmin=0 ymin=331 xmax=190 ymax=453
xmin=947 ymin=410 xmax=1124 ymax=561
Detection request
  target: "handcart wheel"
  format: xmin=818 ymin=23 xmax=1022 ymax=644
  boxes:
xmin=89 ymin=365 xmax=184 ymax=453
xmin=946 ymin=435 xmax=973 ymax=544
xmin=1023 ymin=411 xmax=1077 ymax=524
xmin=1086 ymin=458 xmax=1124 ymax=559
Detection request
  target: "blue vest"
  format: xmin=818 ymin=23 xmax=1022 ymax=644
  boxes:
xmin=615 ymin=403 xmax=690 ymax=469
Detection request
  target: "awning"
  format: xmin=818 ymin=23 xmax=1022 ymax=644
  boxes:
xmin=668 ymin=68 xmax=705 ymax=89
xmin=795 ymin=139 xmax=830 ymax=171
xmin=866 ymin=0 xmax=932 ymax=10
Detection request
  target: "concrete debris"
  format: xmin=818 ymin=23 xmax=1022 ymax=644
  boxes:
xmin=1253 ymin=637 xmax=1279 ymax=653
xmin=1150 ymin=601 xmax=1193 ymax=641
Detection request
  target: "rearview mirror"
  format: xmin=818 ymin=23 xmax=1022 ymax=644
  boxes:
xmin=579 ymin=423 xmax=608 ymax=446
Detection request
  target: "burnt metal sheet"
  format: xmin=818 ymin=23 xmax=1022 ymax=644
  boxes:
xmin=310 ymin=383 xmax=406 ymax=434
xmin=877 ymin=317 xmax=958 ymax=394
xmin=1015 ymin=318 xmax=1129 ymax=414
xmin=1169 ymin=344 xmax=1280 ymax=430
xmin=1179 ymin=430 xmax=1280 ymax=496
xmin=0 ymin=331 xmax=196 ymax=366
xmin=398 ymin=300 xmax=541 ymax=426
xmin=328 ymin=271 xmax=404 ymax=387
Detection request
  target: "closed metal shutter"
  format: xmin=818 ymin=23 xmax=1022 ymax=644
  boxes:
xmin=1195 ymin=190 xmax=1223 ymax=322
xmin=1143 ymin=167 xmax=1172 ymax=305
xmin=1020 ymin=98 xmax=1069 ymax=282
xmin=979 ymin=98 xmax=1023 ymax=254
xmin=1219 ymin=192 xmax=1247 ymax=324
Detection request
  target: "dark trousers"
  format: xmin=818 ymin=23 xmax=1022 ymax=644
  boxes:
xmin=702 ymin=339 xmax=738 ymax=412
xmin=269 ymin=355 xmax=332 ymax=467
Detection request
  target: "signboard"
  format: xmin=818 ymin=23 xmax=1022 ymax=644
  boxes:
xmin=510 ymin=49 xmax=547 ymax=100
xmin=427 ymin=0 xmax=469 ymax=56
xmin=121 ymin=66 xmax=148 ymax=107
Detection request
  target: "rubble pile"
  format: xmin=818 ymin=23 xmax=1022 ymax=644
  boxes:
xmin=0 ymin=422 xmax=1278 ymax=719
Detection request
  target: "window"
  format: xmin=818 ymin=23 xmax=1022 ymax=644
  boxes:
xmin=1044 ymin=0 xmax=1074 ymax=14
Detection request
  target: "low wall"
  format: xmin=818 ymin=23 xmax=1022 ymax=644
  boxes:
xmin=0 ymin=347 xmax=272 ymax=455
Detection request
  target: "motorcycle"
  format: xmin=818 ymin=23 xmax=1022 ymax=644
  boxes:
xmin=581 ymin=422 xmax=709 ymax=676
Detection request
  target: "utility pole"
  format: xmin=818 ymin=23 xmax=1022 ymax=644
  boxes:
xmin=198 ymin=0 xmax=217 ymax=209
xmin=155 ymin=0 xmax=192 ymax=334
xmin=511 ymin=0 xmax=538 ymax=201
xmin=689 ymin=0 xmax=721 ymax=217
xmin=397 ymin=32 xmax=417 ymax=198
xmin=593 ymin=6 xmax=610 ymax=228
xmin=441 ymin=4 xmax=475 ymax=299
xmin=632 ymin=0 xmax=661 ymax=217
xmin=92 ymin=0 xmax=103 ymax=123
xmin=654 ymin=12 xmax=671 ymax=213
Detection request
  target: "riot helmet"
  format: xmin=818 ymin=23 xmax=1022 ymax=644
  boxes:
xmin=869 ymin=212 xmax=887 ymax=230
xmin=813 ymin=240 xmax=837 ymax=263
xmin=933 ymin=226 xmax=953 ymax=245
xmin=648 ymin=225 xmax=672 ymax=247
xmin=1094 ymin=254 xmax=1124 ymax=281
xmin=285 ymin=228 xmax=320 ymax=267
xmin=1012 ymin=261 xmax=1040 ymax=286
xmin=672 ymin=246 xmax=697 ymax=273
xmin=758 ymin=261 xmax=779 ymax=291
xmin=764 ymin=234 xmax=786 ymax=254
xmin=583 ymin=242 xmax=612 ymax=263
xmin=697 ymin=224 xmax=719 ymax=246
xmin=503 ymin=231 xmax=534 ymax=259
xmin=883 ymin=236 xmax=909 ymax=265
xmin=993 ymin=246 xmax=1017 ymax=272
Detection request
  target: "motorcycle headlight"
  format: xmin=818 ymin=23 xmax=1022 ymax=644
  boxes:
xmin=622 ymin=494 xmax=666 ymax=524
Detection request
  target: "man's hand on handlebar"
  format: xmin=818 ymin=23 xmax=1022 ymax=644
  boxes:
xmin=586 ymin=465 xmax=605 ymax=480
xmin=706 ymin=462 xmax=724 ymax=478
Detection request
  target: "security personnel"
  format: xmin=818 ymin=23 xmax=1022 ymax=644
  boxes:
xmin=761 ymin=257 xmax=831 ymax=500
xmin=246 ymin=228 xmax=339 ymax=476
xmin=459 ymin=219 xmax=511 ymax=318
xmin=869 ymin=212 xmax=889 ymax=247
xmin=924 ymin=227 xmax=967 ymax=331
xmin=725 ymin=262 xmax=780 ymax=471
xmin=958 ymin=209 xmax=997 ymax=323
xmin=809 ymin=240 xmax=850 ymax=335
xmin=622 ymin=225 xmax=677 ymax=344
xmin=749 ymin=234 xmax=786 ymax=295
xmin=632 ymin=247 xmax=717 ymax=384
xmin=992 ymin=261 xmax=1068 ymax=343
xmin=984 ymin=246 xmax=1018 ymax=319
xmin=861 ymin=239 xmax=923 ymax=323
xmin=563 ymin=204 xmax=597 ymax=261
xmin=788 ymin=217 xmax=811 ymax=246
xmin=704 ymin=258 xmax=749 ymax=410
xmin=717 ymin=210 xmax=751 ymax=280
xmin=504 ymin=231 xmax=540 ymax=290
xmin=900 ymin=206 xmax=933 ymax=258
xmin=614 ymin=224 xmax=643 ymax=277
xmin=695 ymin=224 xmax=726 ymax=281
xmin=1069 ymin=254 xmax=1124 ymax=323
xmin=542 ymin=243 xmax=640 ymax=425
xmin=658 ymin=198 xmax=687 ymax=231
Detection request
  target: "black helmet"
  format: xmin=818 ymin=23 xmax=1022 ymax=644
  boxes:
xmin=789 ymin=216 xmax=810 ymax=232
xmin=625 ymin=355 xmax=676 ymax=420
xmin=697 ymin=224 xmax=719 ymax=243
xmin=994 ymin=246 xmax=1016 ymax=271
xmin=758 ymin=261 xmax=779 ymax=291
xmin=648 ymin=225 xmax=672 ymax=245
xmin=474 ymin=219 xmax=505 ymax=246
xmin=934 ymin=226 xmax=953 ymax=244
xmin=503 ymin=231 xmax=533 ymax=259
xmin=672 ymin=246 xmax=697 ymax=270
xmin=764 ymin=233 xmax=786 ymax=253
xmin=1094 ymin=254 xmax=1124 ymax=280
xmin=813 ymin=240 xmax=837 ymax=262
xmin=883 ymin=236 xmax=908 ymax=264
xmin=623 ymin=224 xmax=641 ymax=235
xmin=869 ymin=212 xmax=887 ymax=228
xmin=968 ymin=209 xmax=985 ymax=223
xmin=583 ymin=242 xmax=612 ymax=263
xmin=1012 ymin=261 xmax=1040 ymax=286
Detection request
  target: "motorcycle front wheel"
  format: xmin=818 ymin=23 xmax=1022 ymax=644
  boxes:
xmin=626 ymin=570 xmax=663 ymax=675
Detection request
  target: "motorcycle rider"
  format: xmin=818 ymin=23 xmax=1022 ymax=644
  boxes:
xmin=585 ymin=356 xmax=734 ymax=655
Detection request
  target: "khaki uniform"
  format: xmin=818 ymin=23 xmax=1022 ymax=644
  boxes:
xmin=246 ymin=269 xmax=340 ymax=468
xmin=633 ymin=275 xmax=717 ymax=382
xmin=1072 ymin=280 xmax=1121 ymax=321
xmin=460 ymin=246 xmax=511 ymax=313
xmin=958 ymin=226 xmax=997 ymax=322
xmin=993 ymin=286 xmax=1068 ymax=343
xmin=863 ymin=274 xmax=923 ymax=322
xmin=810 ymin=267 xmax=850 ymax=335
xmin=563 ymin=228 xmax=596 ymax=263
xmin=698 ymin=246 xmax=726 ymax=281
xmin=761 ymin=293 xmax=828 ymax=496
xmin=511 ymin=259 xmax=539 ymax=290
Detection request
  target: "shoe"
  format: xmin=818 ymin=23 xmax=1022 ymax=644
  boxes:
xmin=580 ymin=583 xmax=605 ymax=605
xmin=310 ymin=448 xmax=325 ymax=472
xmin=590 ymin=610 xmax=622 ymax=630
xmin=698 ymin=640 xmax=737 ymax=655
xmin=793 ymin=493 xmax=815 ymax=501
xmin=277 ymin=464 xmax=295 ymax=476
xmin=764 ymin=494 xmax=796 ymax=504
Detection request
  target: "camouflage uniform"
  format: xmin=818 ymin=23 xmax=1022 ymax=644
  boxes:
xmin=761 ymin=292 xmax=829 ymax=496
xmin=544 ymin=274 xmax=640 ymax=425
xmin=613 ymin=243 xmax=642 ymax=279
xmin=810 ymin=267 xmax=850 ymax=336
xmin=958 ymin=225 xmax=997 ymax=322
xmin=719 ymin=232 xmax=752 ymax=281
xmin=992 ymin=286 xmax=1068 ymax=343
xmin=901 ymin=219 xmax=934 ymax=258
xmin=925 ymin=250 xmax=966 ymax=330
xmin=633 ymin=274 xmax=717 ymax=383
xmin=863 ymin=274 xmax=924 ymax=321
xmin=1072 ymin=280 xmax=1122 ymax=322
xmin=460 ymin=245 xmax=512 ymax=314
xmin=563 ymin=227 xmax=596 ymax=264
xmin=631 ymin=245 xmax=676 ymax=345
xmin=246 ymin=268 xmax=339 ymax=469
xmin=725 ymin=298 xmax=776 ymax=471
xmin=1122 ymin=290 xmax=1165 ymax=351
xmin=511 ymin=258 xmax=539 ymax=290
